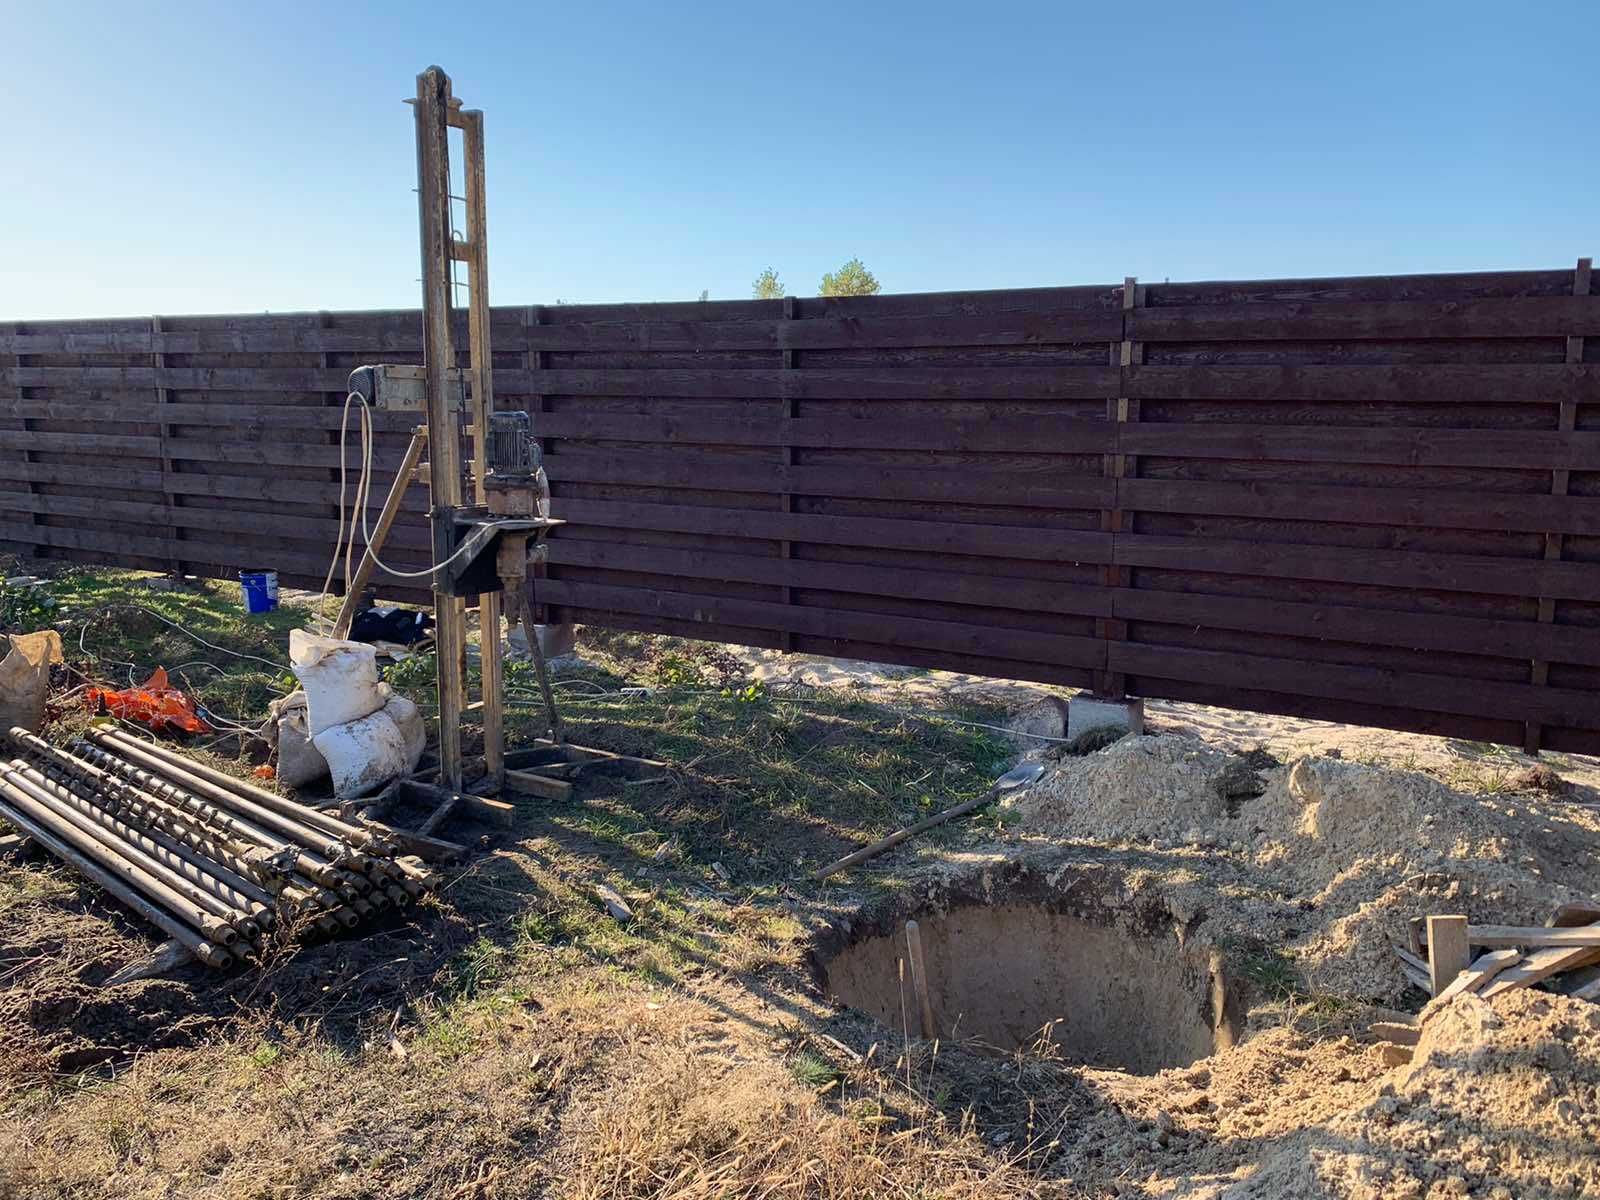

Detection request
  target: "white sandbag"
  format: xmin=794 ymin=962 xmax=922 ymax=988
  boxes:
xmin=312 ymin=709 xmax=409 ymax=799
xmin=269 ymin=690 xmax=329 ymax=789
xmin=289 ymin=629 xmax=384 ymax=735
xmin=383 ymin=692 xmax=426 ymax=770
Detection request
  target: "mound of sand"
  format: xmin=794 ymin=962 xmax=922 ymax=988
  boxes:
xmin=1210 ymin=990 xmax=1600 ymax=1198
xmin=1012 ymin=737 xmax=1600 ymax=1000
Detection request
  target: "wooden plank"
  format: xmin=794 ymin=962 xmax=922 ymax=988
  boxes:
xmin=1114 ymin=534 xmax=1600 ymax=602
xmin=1113 ymin=587 xmax=1600 ymax=668
xmin=1427 ymin=915 xmax=1471 ymax=997
xmin=520 ymin=308 xmax=1121 ymax=353
xmin=416 ymin=65 xmax=467 ymax=793
xmin=332 ymin=427 xmax=429 ymax=638
xmin=1118 ymin=425 xmax=1600 ymax=470
xmin=536 ymin=578 xmax=1107 ymax=669
xmin=1461 ymin=924 xmax=1600 ymax=949
xmin=503 ymin=768 xmax=572 ymax=800
xmin=553 ymin=498 xmax=1113 ymax=563
xmin=544 ymin=450 xmax=1114 ymax=509
xmin=1525 ymin=256 xmax=1592 ymax=753
xmin=1480 ymin=944 xmax=1600 ymax=998
xmin=1123 ymin=363 xmax=1599 ymax=405
xmin=1129 ymin=294 xmax=1600 ymax=341
xmin=461 ymin=105 xmax=504 ymax=791
xmin=1120 ymin=478 xmax=1600 ymax=537
xmin=1107 ymin=641 xmax=1600 ymax=728
xmin=0 ymin=400 xmax=417 ymax=431
xmin=535 ymin=411 xmax=1114 ymax=453
xmin=1097 ymin=277 xmax=1140 ymax=696
xmin=780 ymin=295 xmax=798 ymax=652
xmin=1429 ymin=948 xmax=1522 ymax=1004
xmin=546 ymin=539 xmax=1116 ymax=616
xmin=507 ymin=365 xmax=1121 ymax=400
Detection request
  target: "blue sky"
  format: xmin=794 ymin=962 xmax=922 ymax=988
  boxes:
xmin=2 ymin=1 xmax=1593 ymax=319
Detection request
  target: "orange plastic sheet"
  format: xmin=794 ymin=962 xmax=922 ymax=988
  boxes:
xmin=86 ymin=668 xmax=211 ymax=735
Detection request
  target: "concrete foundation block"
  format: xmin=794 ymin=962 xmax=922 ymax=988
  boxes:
xmin=1067 ymin=694 xmax=1145 ymax=740
xmin=508 ymin=621 xmax=576 ymax=660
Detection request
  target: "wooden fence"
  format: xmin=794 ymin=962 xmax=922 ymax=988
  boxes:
xmin=4 ymin=261 xmax=1598 ymax=754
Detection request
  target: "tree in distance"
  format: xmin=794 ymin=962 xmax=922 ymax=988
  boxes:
xmin=819 ymin=257 xmax=880 ymax=297
xmin=752 ymin=268 xmax=785 ymax=299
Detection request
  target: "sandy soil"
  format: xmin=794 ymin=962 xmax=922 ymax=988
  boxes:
xmin=732 ymin=646 xmax=1600 ymax=801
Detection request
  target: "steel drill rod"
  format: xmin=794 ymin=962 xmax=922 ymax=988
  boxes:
xmin=0 ymin=767 xmax=257 ymax=942
xmin=0 ymin=777 xmax=238 ymax=947
xmin=101 ymin=728 xmax=390 ymax=853
xmin=8 ymin=761 xmax=274 ymax=924
xmin=73 ymin=743 xmax=352 ymax=891
xmin=67 ymin=739 xmax=301 ymax=866
xmin=87 ymin=730 xmax=347 ymax=860
xmin=0 ymin=781 xmax=231 ymax=968
xmin=21 ymin=755 xmax=338 ymax=925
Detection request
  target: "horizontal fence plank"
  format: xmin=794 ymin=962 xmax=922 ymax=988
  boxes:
xmin=535 ymin=413 xmax=1115 ymax=453
xmin=538 ymin=580 xmax=1105 ymax=669
xmin=1119 ymin=478 xmax=1600 ymax=536
xmin=1109 ymin=641 xmax=1600 ymax=728
xmin=1118 ymin=425 xmax=1600 ymax=470
xmin=555 ymin=498 xmax=1113 ymax=563
xmin=1130 ymin=295 xmax=1600 ymax=341
xmin=547 ymin=538 xmax=1116 ymax=616
xmin=522 ymin=309 xmax=1122 ymax=352
xmin=1115 ymin=533 xmax=1600 ymax=600
xmin=546 ymin=449 xmax=1114 ymax=508
xmin=1124 ymin=363 xmax=1598 ymax=404
xmin=516 ymin=365 xmax=1122 ymax=400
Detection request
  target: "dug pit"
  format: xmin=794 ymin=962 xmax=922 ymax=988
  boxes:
xmin=815 ymin=862 xmax=1245 ymax=1074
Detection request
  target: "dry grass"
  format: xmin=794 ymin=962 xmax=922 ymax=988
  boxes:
xmin=566 ymin=1042 xmax=1052 ymax=1200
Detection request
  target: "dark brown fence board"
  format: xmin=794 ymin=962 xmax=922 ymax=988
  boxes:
xmin=6 ymin=263 xmax=1600 ymax=753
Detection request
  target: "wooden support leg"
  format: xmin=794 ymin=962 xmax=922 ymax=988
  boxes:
xmin=481 ymin=590 xmax=505 ymax=790
xmin=332 ymin=426 xmax=428 ymax=640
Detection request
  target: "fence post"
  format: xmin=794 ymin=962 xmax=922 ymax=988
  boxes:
xmin=1524 ymin=255 xmax=1592 ymax=754
xmin=151 ymin=315 xmax=182 ymax=577
xmin=779 ymin=295 xmax=797 ymax=652
xmin=1096 ymin=277 xmax=1143 ymax=697
xmin=525 ymin=304 xmax=550 ymax=624
xmin=5 ymin=320 xmax=45 ymax=563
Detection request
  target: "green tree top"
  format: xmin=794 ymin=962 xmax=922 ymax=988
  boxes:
xmin=819 ymin=257 xmax=880 ymax=297
xmin=752 ymin=268 xmax=785 ymax=299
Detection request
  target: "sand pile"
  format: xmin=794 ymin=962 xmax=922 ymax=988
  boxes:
xmin=1012 ymin=737 xmax=1600 ymax=1000
xmin=1201 ymin=989 xmax=1600 ymax=1198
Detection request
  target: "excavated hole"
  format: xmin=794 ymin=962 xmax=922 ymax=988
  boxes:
xmin=816 ymin=869 xmax=1244 ymax=1075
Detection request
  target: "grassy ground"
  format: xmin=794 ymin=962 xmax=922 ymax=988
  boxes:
xmin=0 ymin=564 xmax=1064 ymax=1199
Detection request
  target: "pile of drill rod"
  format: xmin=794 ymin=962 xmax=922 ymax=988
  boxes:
xmin=0 ymin=725 xmax=438 ymax=969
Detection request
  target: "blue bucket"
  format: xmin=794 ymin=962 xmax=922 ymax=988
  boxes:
xmin=239 ymin=570 xmax=279 ymax=614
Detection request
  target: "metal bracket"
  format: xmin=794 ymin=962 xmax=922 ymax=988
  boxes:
xmin=347 ymin=364 xmax=466 ymax=413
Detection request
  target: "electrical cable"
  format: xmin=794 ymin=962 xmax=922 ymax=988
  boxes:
xmin=316 ymin=391 xmax=482 ymax=633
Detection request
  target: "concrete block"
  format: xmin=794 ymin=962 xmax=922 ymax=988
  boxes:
xmin=508 ymin=621 xmax=576 ymax=660
xmin=1067 ymin=694 xmax=1145 ymax=740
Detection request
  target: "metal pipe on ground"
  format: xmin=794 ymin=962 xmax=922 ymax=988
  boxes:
xmin=99 ymin=728 xmax=392 ymax=854
xmin=7 ymin=760 xmax=274 ymax=926
xmin=39 ymin=757 xmax=306 ymax=912
xmin=11 ymin=753 xmax=344 ymax=934
xmin=0 ymin=775 xmax=239 ymax=949
xmin=85 ymin=729 xmax=347 ymax=861
xmin=0 ymin=765 xmax=258 ymax=943
xmin=0 ymin=780 xmax=231 ymax=969
xmin=70 ymin=741 xmax=352 ymax=892
xmin=62 ymin=738 xmax=303 ymax=869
